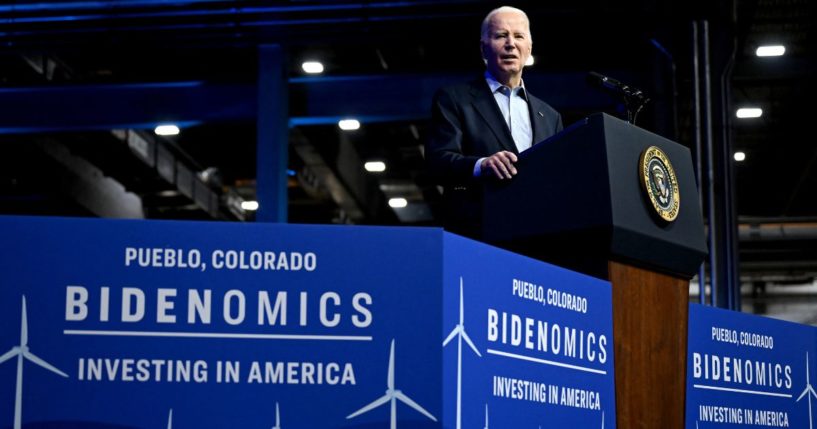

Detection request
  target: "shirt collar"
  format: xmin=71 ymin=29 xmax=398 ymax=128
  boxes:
xmin=484 ymin=70 xmax=528 ymax=100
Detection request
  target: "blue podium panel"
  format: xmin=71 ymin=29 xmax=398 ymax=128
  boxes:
xmin=442 ymin=234 xmax=615 ymax=429
xmin=0 ymin=216 xmax=615 ymax=429
xmin=686 ymin=304 xmax=817 ymax=429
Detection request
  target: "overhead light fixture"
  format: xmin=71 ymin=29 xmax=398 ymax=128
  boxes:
xmin=241 ymin=200 xmax=259 ymax=211
xmin=338 ymin=119 xmax=361 ymax=131
xmin=756 ymin=45 xmax=785 ymax=57
xmin=736 ymin=108 xmax=763 ymax=119
xmin=525 ymin=55 xmax=534 ymax=66
xmin=388 ymin=198 xmax=407 ymax=208
xmin=364 ymin=161 xmax=386 ymax=172
xmin=302 ymin=61 xmax=325 ymax=74
xmin=154 ymin=124 xmax=180 ymax=136
xmin=734 ymin=151 xmax=746 ymax=162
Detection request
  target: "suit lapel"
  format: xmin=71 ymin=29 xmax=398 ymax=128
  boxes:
xmin=529 ymin=97 xmax=549 ymax=146
xmin=469 ymin=81 xmax=518 ymax=154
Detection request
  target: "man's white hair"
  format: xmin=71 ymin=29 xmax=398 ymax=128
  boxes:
xmin=480 ymin=6 xmax=531 ymax=42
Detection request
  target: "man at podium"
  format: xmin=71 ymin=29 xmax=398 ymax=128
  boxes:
xmin=425 ymin=6 xmax=563 ymax=236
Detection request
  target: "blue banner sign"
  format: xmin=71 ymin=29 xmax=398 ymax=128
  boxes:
xmin=442 ymin=234 xmax=615 ymax=429
xmin=0 ymin=216 xmax=615 ymax=428
xmin=687 ymin=303 xmax=817 ymax=429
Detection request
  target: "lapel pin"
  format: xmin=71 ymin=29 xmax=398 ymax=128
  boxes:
xmin=538 ymin=111 xmax=544 ymax=117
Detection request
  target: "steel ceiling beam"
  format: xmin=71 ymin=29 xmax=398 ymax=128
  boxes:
xmin=0 ymin=81 xmax=249 ymax=133
xmin=0 ymin=72 xmax=612 ymax=133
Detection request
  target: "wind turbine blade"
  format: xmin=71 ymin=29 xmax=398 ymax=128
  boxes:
xmin=276 ymin=402 xmax=280 ymax=427
xmin=442 ymin=327 xmax=460 ymax=346
xmin=809 ymin=386 xmax=817 ymax=399
xmin=21 ymin=295 xmax=28 ymax=347
xmin=602 ymin=411 xmax=604 ymax=429
xmin=461 ymin=330 xmax=482 ymax=357
xmin=459 ymin=277 xmax=464 ymax=325
xmin=798 ymin=387 xmax=810 ymax=402
xmin=346 ymin=394 xmax=390 ymax=419
xmin=388 ymin=339 xmax=395 ymax=391
xmin=23 ymin=351 xmax=68 ymax=377
xmin=485 ymin=403 xmax=489 ymax=429
xmin=167 ymin=409 xmax=172 ymax=429
xmin=0 ymin=348 xmax=20 ymax=365
xmin=394 ymin=391 xmax=437 ymax=422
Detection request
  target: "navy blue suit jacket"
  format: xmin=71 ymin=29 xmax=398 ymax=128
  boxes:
xmin=425 ymin=77 xmax=563 ymax=234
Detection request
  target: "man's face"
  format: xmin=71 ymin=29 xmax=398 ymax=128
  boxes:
xmin=481 ymin=11 xmax=532 ymax=83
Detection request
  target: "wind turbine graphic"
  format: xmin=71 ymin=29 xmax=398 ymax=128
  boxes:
xmin=0 ymin=295 xmax=68 ymax=429
xmin=483 ymin=404 xmax=488 ymax=429
xmin=167 ymin=409 xmax=173 ymax=429
xmin=798 ymin=352 xmax=817 ymax=429
xmin=601 ymin=411 xmax=604 ymax=429
xmin=271 ymin=402 xmax=282 ymax=429
xmin=442 ymin=277 xmax=481 ymax=429
xmin=346 ymin=339 xmax=437 ymax=429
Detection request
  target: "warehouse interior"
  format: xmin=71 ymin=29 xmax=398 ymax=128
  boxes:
xmin=0 ymin=0 xmax=814 ymax=323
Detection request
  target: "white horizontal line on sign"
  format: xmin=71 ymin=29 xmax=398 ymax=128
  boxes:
xmin=486 ymin=348 xmax=607 ymax=375
xmin=693 ymin=384 xmax=792 ymax=398
xmin=64 ymin=329 xmax=372 ymax=341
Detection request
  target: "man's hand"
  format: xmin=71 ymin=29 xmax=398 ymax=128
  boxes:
xmin=481 ymin=151 xmax=518 ymax=179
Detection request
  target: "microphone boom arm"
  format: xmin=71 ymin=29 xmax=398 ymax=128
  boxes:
xmin=587 ymin=71 xmax=650 ymax=124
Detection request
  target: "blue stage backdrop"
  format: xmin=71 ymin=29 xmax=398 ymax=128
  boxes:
xmin=686 ymin=303 xmax=817 ymax=429
xmin=0 ymin=216 xmax=615 ymax=429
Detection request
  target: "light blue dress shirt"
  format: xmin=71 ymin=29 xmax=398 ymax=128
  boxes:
xmin=474 ymin=71 xmax=533 ymax=177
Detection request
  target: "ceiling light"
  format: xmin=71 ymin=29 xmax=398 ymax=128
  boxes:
xmin=734 ymin=152 xmax=746 ymax=162
xmin=338 ymin=119 xmax=360 ymax=131
xmin=736 ymin=108 xmax=763 ymax=119
xmin=755 ymin=45 xmax=785 ymax=57
xmin=525 ymin=56 xmax=534 ymax=66
xmin=241 ymin=200 xmax=259 ymax=211
xmin=364 ymin=161 xmax=386 ymax=172
xmin=302 ymin=61 xmax=324 ymax=74
xmin=154 ymin=124 xmax=180 ymax=136
xmin=388 ymin=198 xmax=407 ymax=208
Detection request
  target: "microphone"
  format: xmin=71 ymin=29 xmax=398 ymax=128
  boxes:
xmin=586 ymin=71 xmax=648 ymax=104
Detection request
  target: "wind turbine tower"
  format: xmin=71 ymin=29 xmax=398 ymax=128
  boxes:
xmin=0 ymin=296 xmax=68 ymax=429
xmin=443 ymin=277 xmax=482 ymax=429
xmin=798 ymin=352 xmax=817 ymax=429
xmin=347 ymin=339 xmax=437 ymax=429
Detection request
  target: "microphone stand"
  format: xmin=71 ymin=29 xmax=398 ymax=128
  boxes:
xmin=587 ymin=72 xmax=651 ymax=125
xmin=623 ymin=90 xmax=650 ymax=125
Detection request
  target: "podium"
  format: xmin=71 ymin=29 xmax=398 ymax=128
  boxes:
xmin=482 ymin=113 xmax=707 ymax=428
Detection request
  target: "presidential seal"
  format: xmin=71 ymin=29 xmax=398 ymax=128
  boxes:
xmin=639 ymin=146 xmax=680 ymax=222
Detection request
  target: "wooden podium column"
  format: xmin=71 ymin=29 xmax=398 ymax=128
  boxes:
xmin=609 ymin=261 xmax=689 ymax=429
